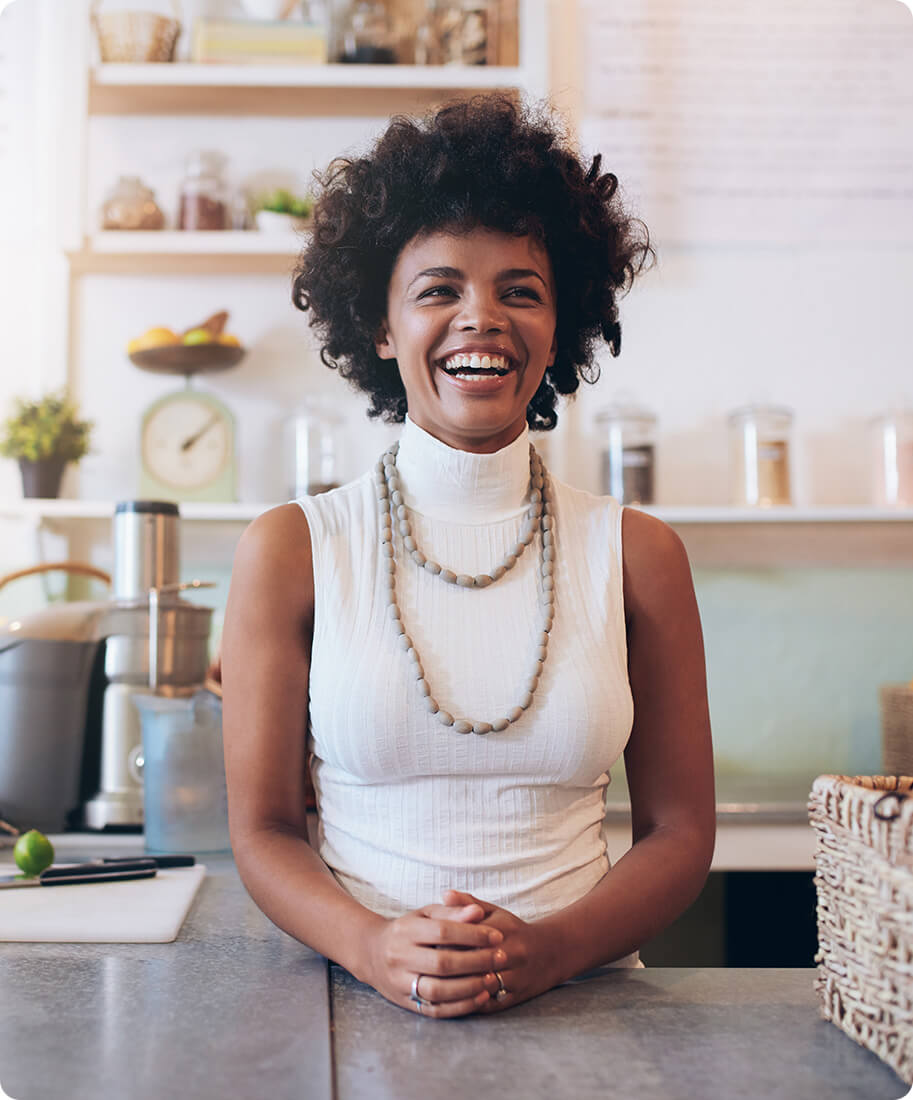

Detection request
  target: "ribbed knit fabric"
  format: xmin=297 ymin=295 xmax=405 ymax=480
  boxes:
xmin=296 ymin=416 xmax=641 ymax=967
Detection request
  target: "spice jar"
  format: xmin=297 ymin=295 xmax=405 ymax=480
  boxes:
xmin=178 ymin=151 xmax=229 ymax=231
xmin=729 ymin=404 xmax=793 ymax=507
xmin=338 ymin=1 xmax=397 ymax=63
xmin=871 ymin=410 xmax=913 ymax=508
xmin=101 ymin=176 xmax=166 ymax=230
xmin=596 ymin=402 xmax=657 ymax=505
xmin=283 ymin=406 xmax=342 ymax=498
xmin=438 ymin=0 xmax=494 ymax=65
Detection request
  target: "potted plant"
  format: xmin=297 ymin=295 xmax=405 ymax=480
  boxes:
xmin=251 ymin=188 xmax=313 ymax=234
xmin=0 ymin=392 xmax=93 ymax=499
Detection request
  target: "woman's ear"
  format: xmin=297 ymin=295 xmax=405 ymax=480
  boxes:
xmin=375 ymin=320 xmax=396 ymax=361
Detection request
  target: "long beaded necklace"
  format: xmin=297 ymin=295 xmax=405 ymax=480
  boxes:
xmin=375 ymin=438 xmax=555 ymax=735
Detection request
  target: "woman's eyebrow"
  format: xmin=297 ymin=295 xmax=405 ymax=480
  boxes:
xmin=497 ymin=267 xmax=547 ymax=288
xmin=407 ymin=266 xmax=462 ymax=289
xmin=407 ymin=265 xmax=548 ymax=289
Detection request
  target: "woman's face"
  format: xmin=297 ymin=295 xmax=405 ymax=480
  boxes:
xmin=375 ymin=226 xmax=557 ymax=454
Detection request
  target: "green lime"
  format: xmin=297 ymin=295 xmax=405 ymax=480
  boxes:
xmin=182 ymin=328 xmax=211 ymax=346
xmin=13 ymin=829 xmax=55 ymax=876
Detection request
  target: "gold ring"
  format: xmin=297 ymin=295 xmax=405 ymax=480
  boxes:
xmin=494 ymin=970 xmax=509 ymax=1000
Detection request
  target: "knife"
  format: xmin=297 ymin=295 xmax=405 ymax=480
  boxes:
xmin=0 ymin=859 xmax=158 ymax=889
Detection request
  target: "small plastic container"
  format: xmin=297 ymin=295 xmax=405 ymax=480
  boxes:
xmin=729 ymin=404 xmax=794 ymax=507
xmin=178 ymin=151 xmax=230 ymax=232
xmin=284 ymin=407 xmax=342 ymax=498
xmin=871 ymin=410 xmax=913 ymax=508
xmin=132 ymin=690 xmax=231 ymax=854
xmin=596 ymin=402 xmax=657 ymax=505
xmin=101 ymin=176 xmax=166 ymax=231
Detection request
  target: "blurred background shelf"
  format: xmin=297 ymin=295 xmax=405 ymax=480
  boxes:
xmin=69 ymin=232 xmax=304 ymax=274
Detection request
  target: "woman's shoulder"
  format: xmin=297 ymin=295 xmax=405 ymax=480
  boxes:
xmin=620 ymin=506 xmax=692 ymax=616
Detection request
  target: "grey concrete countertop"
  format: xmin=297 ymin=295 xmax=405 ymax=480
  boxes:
xmin=1 ymin=837 xmax=906 ymax=1100
xmin=0 ymin=841 xmax=332 ymax=1100
xmin=332 ymin=966 xmax=908 ymax=1100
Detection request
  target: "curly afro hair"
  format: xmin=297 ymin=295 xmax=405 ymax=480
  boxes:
xmin=292 ymin=94 xmax=654 ymax=431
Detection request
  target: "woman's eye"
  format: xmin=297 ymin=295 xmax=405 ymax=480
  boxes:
xmin=417 ymin=285 xmax=457 ymax=299
xmin=505 ymin=286 xmax=542 ymax=301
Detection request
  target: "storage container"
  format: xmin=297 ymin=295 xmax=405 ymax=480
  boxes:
xmin=808 ymin=774 xmax=913 ymax=1084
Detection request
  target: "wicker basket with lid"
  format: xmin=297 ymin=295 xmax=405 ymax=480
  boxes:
xmin=808 ymin=774 xmax=913 ymax=1085
xmin=92 ymin=1 xmax=181 ymax=63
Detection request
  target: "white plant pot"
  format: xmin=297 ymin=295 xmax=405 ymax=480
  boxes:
xmin=239 ymin=0 xmax=292 ymax=20
xmin=255 ymin=210 xmax=310 ymax=234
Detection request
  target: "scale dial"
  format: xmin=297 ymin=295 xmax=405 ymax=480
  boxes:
xmin=140 ymin=390 xmax=236 ymax=501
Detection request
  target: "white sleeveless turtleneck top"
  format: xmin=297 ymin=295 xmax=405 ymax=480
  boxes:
xmin=296 ymin=417 xmax=640 ymax=966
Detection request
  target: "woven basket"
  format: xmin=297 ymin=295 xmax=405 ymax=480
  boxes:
xmin=92 ymin=1 xmax=181 ymax=63
xmin=809 ymin=774 xmax=913 ymax=1084
xmin=881 ymin=684 xmax=913 ymax=776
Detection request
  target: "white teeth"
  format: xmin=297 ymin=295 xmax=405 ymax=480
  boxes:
xmin=442 ymin=353 xmax=509 ymax=372
xmin=453 ymin=371 xmax=503 ymax=381
xmin=480 ymin=355 xmax=490 ymax=369
xmin=469 ymin=354 xmax=481 ymax=369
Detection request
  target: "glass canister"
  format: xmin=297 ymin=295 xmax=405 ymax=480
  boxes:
xmin=871 ymin=410 xmax=913 ymax=508
xmin=338 ymin=1 xmax=397 ymax=63
xmin=283 ymin=406 xmax=342 ymax=498
xmin=437 ymin=0 xmax=494 ymax=65
xmin=178 ymin=151 xmax=230 ymax=231
xmin=101 ymin=176 xmax=166 ymax=230
xmin=729 ymin=404 xmax=793 ymax=507
xmin=596 ymin=402 xmax=657 ymax=505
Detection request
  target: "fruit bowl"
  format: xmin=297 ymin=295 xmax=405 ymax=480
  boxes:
xmin=128 ymin=343 xmax=246 ymax=376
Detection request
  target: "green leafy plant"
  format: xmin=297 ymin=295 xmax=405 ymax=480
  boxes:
xmin=0 ymin=392 xmax=93 ymax=463
xmin=251 ymin=188 xmax=313 ymax=219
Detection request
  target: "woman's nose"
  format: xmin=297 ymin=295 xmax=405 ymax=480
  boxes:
xmin=456 ymin=293 xmax=507 ymax=333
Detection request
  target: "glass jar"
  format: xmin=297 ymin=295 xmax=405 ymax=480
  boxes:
xmin=596 ymin=402 xmax=657 ymax=505
xmin=283 ymin=407 xmax=342 ymax=498
xmin=178 ymin=151 xmax=229 ymax=232
xmin=871 ymin=410 xmax=913 ymax=508
xmin=729 ymin=404 xmax=793 ymax=507
xmin=438 ymin=0 xmax=493 ymax=65
xmin=338 ymin=1 xmax=397 ymax=63
xmin=100 ymin=176 xmax=166 ymax=230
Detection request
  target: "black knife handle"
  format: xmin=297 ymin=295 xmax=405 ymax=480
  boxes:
xmin=38 ymin=866 xmax=158 ymax=887
xmin=40 ymin=859 xmax=158 ymax=880
xmin=102 ymin=855 xmax=196 ymax=868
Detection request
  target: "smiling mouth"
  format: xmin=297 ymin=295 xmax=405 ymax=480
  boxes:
xmin=438 ymin=352 xmax=513 ymax=380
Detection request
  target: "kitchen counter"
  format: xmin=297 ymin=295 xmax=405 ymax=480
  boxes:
xmin=0 ymin=839 xmax=906 ymax=1100
xmin=605 ymin=773 xmax=818 ymax=824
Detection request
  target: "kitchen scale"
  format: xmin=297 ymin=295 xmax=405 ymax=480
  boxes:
xmin=130 ymin=336 xmax=245 ymax=503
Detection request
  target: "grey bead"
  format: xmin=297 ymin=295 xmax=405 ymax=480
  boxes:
xmin=526 ymin=676 xmax=539 ymax=694
xmin=543 ymin=531 xmax=553 ymax=547
xmin=519 ymin=529 xmax=534 ymax=547
xmin=399 ymin=520 xmax=411 ymax=536
xmin=386 ymin=475 xmax=400 ymax=492
xmin=440 ymin=569 xmax=457 ymax=584
xmin=376 ymin=486 xmax=388 ymax=500
xmin=543 ymin=577 xmax=554 ymax=591
xmin=453 ymin=720 xmax=473 ymax=734
xmin=375 ymin=459 xmax=385 ymax=474
xmin=491 ymin=718 xmax=510 ymax=732
xmin=456 ymin=574 xmax=474 ymax=588
xmin=502 ymin=553 xmax=518 ymax=570
xmin=530 ymin=488 xmax=542 ymax=503
xmin=396 ymin=504 xmax=407 ymax=520
xmin=473 ymin=722 xmax=493 ymax=735
xmin=417 ymin=678 xmax=431 ymax=697
xmin=381 ymin=543 xmax=394 ymax=558
xmin=384 ymin=558 xmax=395 ymax=574
xmin=474 ymin=574 xmax=493 ymax=588
xmin=532 ymin=474 xmax=544 ymax=490
xmin=508 ymin=706 xmax=524 ymax=722
xmin=411 ymin=549 xmax=426 ymax=566
xmin=391 ymin=490 xmax=403 ymax=506
xmin=424 ymin=696 xmax=440 ymax=714
xmin=403 ymin=535 xmax=416 ymax=552
xmin=381 ymin=511 xmax=392 ymax=528
xmin=380 ymin=526 xmax=393 ymax=543
xmin=491 ymin=565 xmax=507 ymax=580
xmin=392 ymin=621 xmax=405 ymax=636
xmin=436 ymin=709 xmax=454 ymax=726
xmin=424 ymin=560 xmax=442 ymax=575
xmin=536 ymin=645 xmax=547 ymax=662
xmin=399 ymin=634 xmax=413 ymax=650
xmin=519 ymin=692 xmax=534 ymax=710
xmin=543 ymin=515 xmax=553 ymax=530
xmin=538 ymin=631 xmax=549 ymax=647
xmin=542 ymin=560 xmax=553 ymax=576
xmin=413 ymin=662 xmax=424 ymax=680
xmin=406 ymin=646 xmax=419 ymax=663
xmin=388 ymin=604 xmax=401 ymax=621
xmin=543 ymin=546 xmax=553 ymax=561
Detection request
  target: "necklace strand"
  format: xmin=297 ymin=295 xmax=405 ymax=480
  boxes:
xmin=375 ymin=440 xmax=556 ymax=734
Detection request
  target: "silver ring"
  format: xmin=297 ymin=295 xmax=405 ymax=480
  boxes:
xmin=494 ymin=970 xmax=509 ymax=1000
xmin=410 ymin=974 xmax=433 ymax=1009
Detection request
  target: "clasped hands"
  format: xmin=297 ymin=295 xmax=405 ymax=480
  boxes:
xmin=365 ymin=888 xmax=559 ymax=1018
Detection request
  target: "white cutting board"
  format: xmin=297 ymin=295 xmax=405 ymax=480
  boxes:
xmin=0 ymin=864 xmax=206 ymax=943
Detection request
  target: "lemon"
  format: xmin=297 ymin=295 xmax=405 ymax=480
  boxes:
xmin=182 ymin=328 xmax=212 ymax=346
xmin=13 ymin=830 xmax=54 ymax=876
xmin=127 ymin=327 xmax=180 ymax=354
xmin=217 ymin=333 xmax=241 ymax=347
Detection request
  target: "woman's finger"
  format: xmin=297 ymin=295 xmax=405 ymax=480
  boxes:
xmin=411 ymin=943 xmax=507 ymax=979
xmin=411 ymin=971 xmax=500 ymax=1005
xmin=407 ymin=988 xmax=492 ymax=1018
xmin=441 ymin=889 xmax=496 ymax=916
xmin=419 ymin=902 xmax=486 ymax=924
xmin=407 ymin=914 xmax=503 ymax=950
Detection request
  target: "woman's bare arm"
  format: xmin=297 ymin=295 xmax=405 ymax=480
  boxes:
xmin=222 ymin=504 xmax=507 ymax=1014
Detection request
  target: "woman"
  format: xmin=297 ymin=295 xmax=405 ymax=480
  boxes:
xmin=221 ymin=95 xmax=715 ymax=1019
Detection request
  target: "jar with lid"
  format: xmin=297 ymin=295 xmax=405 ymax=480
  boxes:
xmin=283 ymin=405 xmax=342 ymax=498
xmin=729 ymin=404 xmax=793 ymax=507
xmin=871 ymin=410 xmax=913 ymax=508
xmin=178 ymin=151 xmax=230 ymax=232
xmin=338 ymin=1 xmax=397 ymax=63
xmin=437 ymin=0 xmax=494 ymax=65
xmin=596 ymin=402 xmax=657 ymax=505
xmin=101 ymin=176 xmax=166 ymax=230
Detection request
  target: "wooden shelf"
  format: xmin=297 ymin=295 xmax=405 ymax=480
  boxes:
xmin=88 ymin=63 xmax=534 ymax=115
xmin=69 ymin=233 xmax=302 ymax=274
